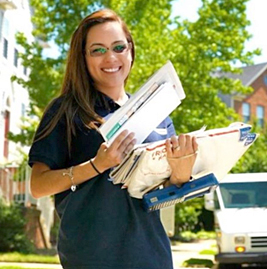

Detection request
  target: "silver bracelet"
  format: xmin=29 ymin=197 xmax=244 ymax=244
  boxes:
xmin=63 ymin=166 xmax=77 ymax=192
xmin=167 ymin=150 xmax=199 ymax=160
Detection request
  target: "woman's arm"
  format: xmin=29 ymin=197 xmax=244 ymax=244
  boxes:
xmin=30 ymin=130 xmax=136 ymax=198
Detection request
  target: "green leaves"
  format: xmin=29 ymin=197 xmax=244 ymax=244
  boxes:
xmin=13 ymin=0 xmax=263 ymax=160
xmin=0 ymin=200 xmax=34 ymax=253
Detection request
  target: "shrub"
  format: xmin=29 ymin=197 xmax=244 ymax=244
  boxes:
xmin=0 ymin=199 xmax=34 ymax=253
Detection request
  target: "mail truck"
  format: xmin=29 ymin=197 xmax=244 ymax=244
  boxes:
xmin=205 ymin=173 xmax=267 ymax=269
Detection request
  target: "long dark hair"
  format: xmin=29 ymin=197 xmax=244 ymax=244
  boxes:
xmin=35 ymin=9 xmax=135 ymax=151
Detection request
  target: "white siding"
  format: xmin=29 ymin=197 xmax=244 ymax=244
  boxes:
xmin=0 ymin=0 xmax=33 ymax=163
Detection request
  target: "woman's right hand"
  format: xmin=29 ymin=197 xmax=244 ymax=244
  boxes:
xmin=92 ymin=130 xmax=136 ymax=173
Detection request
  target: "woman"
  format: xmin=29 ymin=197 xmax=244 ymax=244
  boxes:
xmin=29 ymin=9 xmax=198 ymax=269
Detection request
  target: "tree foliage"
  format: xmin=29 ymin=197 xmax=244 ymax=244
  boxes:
xmin=175 ymin=198 xmax=203 ymax=233
xmin=9 ymin=0 xmax=264 ymax=160
xmin=0 ymin=200 xmax=34 ymax=253
xmin=13 ymin=0 xmax=260 ymax=127
xmin=11 ymin=0 xmax=264 ymax=166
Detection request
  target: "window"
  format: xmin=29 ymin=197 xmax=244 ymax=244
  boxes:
xmin=0 ymin=12 xmax=3 ymax=32
xmin=214 ymin=191 xmax=220 ymax=210
xmin=14 ymin=48 xmax=18 ymax=67
xmin=3 ymin=38 xmax=8 ymax=58
xmin=21 ymin=103 xmax=26 ymax=117
xmin=242 ymin=102 xmax=250 ymax=123
xmin=257 ymin=105 xmax=264 ymax=128
xmin=220 ymin=182 xmax=267 ymax=208
xmin=4 ymin=110 xmax=10 ymax=159
xmin=3 ymin=17 xmax=9 ymax=37
xmin=23 ymin=66 xmax=27 ymax=76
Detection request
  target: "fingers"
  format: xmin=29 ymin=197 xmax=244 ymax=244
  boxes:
xmin=178 ymin=134 xmax=194 ymax=153
xmin=94 ymin=130 xmax=136 ymax=171
xmin=166 ymin=134 xmax=198 ymax=185
xmin=192 ymin=136 xmax=198 ymax=152
xmin=165 ymin=138 xmax=173 ymax=155
xmin=106 ymin=130 xmax=136 ymax=159
xmin=115 ymin=131 xmax=136 ymax=155
xmin=122 ymin=138 xmax=137 ymax=155
xmin=170 ymin=135 xmax=180 ymax=150
xmin=166 ymin=134 xmax=197 ymax=157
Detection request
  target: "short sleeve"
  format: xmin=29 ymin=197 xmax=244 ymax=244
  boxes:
xmin=166 ymin=116 xmax=176 ymax=138
xmin=28 ymin=100 xmax=69 ymax=170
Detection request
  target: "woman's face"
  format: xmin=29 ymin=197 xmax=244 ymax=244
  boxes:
xmin=85 ymin=21 xmax=132 ymax=94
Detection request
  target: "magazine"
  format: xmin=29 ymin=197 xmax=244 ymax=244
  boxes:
xmin=99 ymin=61 xmax=185 ymax=145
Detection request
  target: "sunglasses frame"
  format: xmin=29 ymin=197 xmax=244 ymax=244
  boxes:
xmin=86 ymin=42 xmax=132 ymax=57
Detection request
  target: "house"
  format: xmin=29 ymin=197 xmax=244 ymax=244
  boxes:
xmin=0 ymin=0 xmax=33 ymax=163
xmin=0 ymin=0 xmax=54 ymax=249
xmin=219 ymin=62 xmax=267 ymax=128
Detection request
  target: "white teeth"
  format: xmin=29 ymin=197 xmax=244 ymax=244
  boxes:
xmin=103 ymin=67 xmax=120 ymax=73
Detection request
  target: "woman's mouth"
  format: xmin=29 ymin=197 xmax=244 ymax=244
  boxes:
xmin=102 ymin=67 xmax=121 ymax=73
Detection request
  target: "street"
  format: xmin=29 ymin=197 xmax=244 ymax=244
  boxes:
xmin=171 ymin=239 xmax=267 ymax=269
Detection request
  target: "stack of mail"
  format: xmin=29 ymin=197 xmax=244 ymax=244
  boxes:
xmin=110 ymin=122 xmax=258 ymax=199
xmin=99 ymin=61 xmax=185 ymax=145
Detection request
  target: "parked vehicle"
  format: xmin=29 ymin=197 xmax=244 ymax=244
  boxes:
xmin=205 ymin=173 xmax=267 ymax=269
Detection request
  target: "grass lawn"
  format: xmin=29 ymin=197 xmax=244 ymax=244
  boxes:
xmin=0 ymin=253 xmax=59 ymax=264
xmin=0 ymin=265 xmax=51 ymax=269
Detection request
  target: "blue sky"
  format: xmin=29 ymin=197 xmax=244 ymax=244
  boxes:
xmin=172 ymin=0 xmax=267 ymax=65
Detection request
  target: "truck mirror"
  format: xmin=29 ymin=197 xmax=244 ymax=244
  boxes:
xmin=204 ymin=192 xmax=215 ymax=211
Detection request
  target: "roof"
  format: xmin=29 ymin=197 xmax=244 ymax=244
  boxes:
xmin=224 ymin=62 xmax=267 ymax=86
xmin=220 ymin=173 xmax=267 ymax=183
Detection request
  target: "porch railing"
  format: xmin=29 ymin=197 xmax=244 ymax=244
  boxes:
xmin=0 ymin=165 xmax=36 ymax=206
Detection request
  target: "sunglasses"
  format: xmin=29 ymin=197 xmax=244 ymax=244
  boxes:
xmin=87 ymin=42 xmax=132 ymax=57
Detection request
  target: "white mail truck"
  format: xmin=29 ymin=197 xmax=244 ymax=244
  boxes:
xmin=205 ymin=173 xmax=267 ymax=269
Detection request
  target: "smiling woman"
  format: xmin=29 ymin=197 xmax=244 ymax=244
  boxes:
xmin=27 ymin=8 xmax=198 ymax=269
xmin=84 ymin=21 xmax=133 ymax=97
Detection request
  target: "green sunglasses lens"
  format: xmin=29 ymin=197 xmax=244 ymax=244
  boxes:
xmin=91 ymin=47 xmax=107 ymax=56
xmin=113 ymin=44 xmax=127 ymax=53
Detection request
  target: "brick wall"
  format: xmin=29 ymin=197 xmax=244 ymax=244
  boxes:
xmin=234 ymin=69 xmax=267 ymax=122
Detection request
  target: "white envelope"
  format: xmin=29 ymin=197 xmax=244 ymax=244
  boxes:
xmin=110 ymin=122 xmax=258 ymax=199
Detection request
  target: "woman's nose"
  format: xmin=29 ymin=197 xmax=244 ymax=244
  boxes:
xmin=104 ymin=49 xmax=118 ymax=61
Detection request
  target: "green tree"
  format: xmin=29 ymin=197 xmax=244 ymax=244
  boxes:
xmin=12 ymin=0 xmax=260 ymax=137
xmin=175 ymin=198 xmax=203 ymax=233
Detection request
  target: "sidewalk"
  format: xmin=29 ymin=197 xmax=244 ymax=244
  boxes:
xmin=171 ymin=239 xmax=216 ymax=269
xmin=0 ymin=240 xmax=216 ymax=269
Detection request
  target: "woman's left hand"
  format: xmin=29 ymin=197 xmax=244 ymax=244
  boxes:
xmin=165 ymin=134 xmax=198 ymax=185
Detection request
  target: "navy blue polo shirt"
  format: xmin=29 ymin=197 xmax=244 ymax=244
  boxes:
xmin=29 ymin=93 xmax=176 ymax=269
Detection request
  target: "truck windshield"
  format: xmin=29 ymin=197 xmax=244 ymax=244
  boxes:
xmin=220 ymin=182 xmax=267 ymax=209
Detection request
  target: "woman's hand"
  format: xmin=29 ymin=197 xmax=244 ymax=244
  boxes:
xmin=166 ymin=134 xmax=198 ymax=185
xmin=93 ymin=130 xmax=136 ymax=173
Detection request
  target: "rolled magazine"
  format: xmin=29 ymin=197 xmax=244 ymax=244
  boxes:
xmin=99 ymin=61 xmax=185 ymax=145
